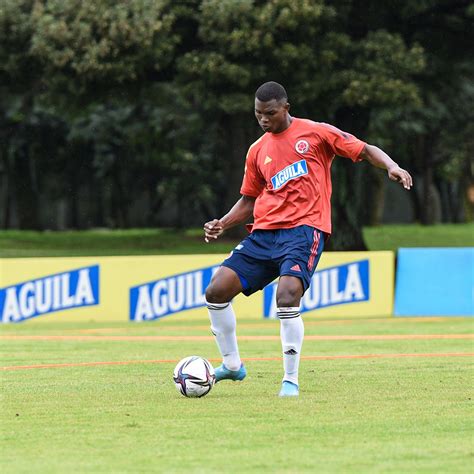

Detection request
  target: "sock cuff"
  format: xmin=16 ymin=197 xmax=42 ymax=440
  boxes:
xmin=277 ymin=307 xmax=301 ymax=319
xmin=206 ymin=301 xmax=230 ymax=310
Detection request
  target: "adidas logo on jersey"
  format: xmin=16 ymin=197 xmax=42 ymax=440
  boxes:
xmin=290 ymin=264 xmax=301 ymax=272
xmin=271 ymin=160 xmax=308 ymax=190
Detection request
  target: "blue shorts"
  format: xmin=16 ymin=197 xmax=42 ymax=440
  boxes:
xmin=222 ymin=225 xmax=325 ymax=296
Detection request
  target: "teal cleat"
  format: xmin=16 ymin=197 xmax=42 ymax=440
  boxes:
xmin=279 ymin=380 xmax=299 ymax=397
xmin=214 ymin=363 xmax=247 ymax=382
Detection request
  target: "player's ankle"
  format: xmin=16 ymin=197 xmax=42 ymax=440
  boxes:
xmin=283 ymin=375 xmax=298 ymax=386
xmin=223 ymin=353 xmax=241 ymax=371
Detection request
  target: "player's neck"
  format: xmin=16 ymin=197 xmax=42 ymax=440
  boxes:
xmin=272 ymin=115 xmax=293 ymax=135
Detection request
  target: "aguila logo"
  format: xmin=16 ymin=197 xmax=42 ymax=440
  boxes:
xmin=295 ymin=139 xmax=310 ymax=154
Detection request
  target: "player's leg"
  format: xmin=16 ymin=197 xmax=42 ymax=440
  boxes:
xmin=276 ymin=226 xmax=325 ymax=396
xmin=205 ymin=266 xmax=246 ymax=380
xmin=275 ymin=275 xmax=304 ymax=397
xmin=206 ymin=232 xmax=279 ymax=382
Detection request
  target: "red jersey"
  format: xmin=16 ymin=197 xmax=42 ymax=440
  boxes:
xmin=240 ymin=118 xmax=366 ymax=234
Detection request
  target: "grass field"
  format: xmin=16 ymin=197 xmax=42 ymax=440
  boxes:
xmin=1 ymin=314 xmax=473 ymax=473
xmin=0 ymin=223 xmax=473 ymax=257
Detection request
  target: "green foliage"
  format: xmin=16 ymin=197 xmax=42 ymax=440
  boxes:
xmin=177 ymin=0 xmax=336 ymax=111
xmin=0 ymin=1 xmax=38 ymax=90
xmin=340 ymin=31 xmax=425 ymax=108
xmin=30 ymin=0 xmax=177 ymax=91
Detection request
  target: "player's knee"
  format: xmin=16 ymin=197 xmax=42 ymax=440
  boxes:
xmin=205 ymin=283 xmax=230 ymax=304
xmin=276 ymin=286 xmax=302 ymax=307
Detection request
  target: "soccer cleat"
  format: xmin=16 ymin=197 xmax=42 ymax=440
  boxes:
xmin=279 ymin=380 xmax=299 ymax=397
xmin=214 ymin=363 xmax=247 ymax=382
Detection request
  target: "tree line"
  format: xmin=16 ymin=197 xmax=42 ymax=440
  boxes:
xmin=0 ymin=0 xmax=472 ymax=249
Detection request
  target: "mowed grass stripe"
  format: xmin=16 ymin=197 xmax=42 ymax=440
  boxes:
xmin=2 ymin=352 xmax=473 ymax=371
xmin=1 ymin=334 xmax=472 ymax=342
xmin=67 ymin=317 xmax=457 ymax=332
xmin=27 ymin=316 xmax=467 ymax=334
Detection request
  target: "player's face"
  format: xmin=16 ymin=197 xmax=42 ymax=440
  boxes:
xmin=254 ymin=98 xmax=290 ymax=134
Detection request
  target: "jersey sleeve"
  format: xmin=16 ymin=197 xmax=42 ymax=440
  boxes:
xmin=317 ymin=123 xmax=366 ymax=162
xmin=240 ymin=146 xmax=265 ymax=197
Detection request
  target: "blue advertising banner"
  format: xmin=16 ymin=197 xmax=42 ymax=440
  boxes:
xmin=264 ymin=260 xmax=370 ymax=318
xmin=394 ymin=248 xmax=474 ymax=316
xmin=0 ymin=265 xmax=100 ymax=323
xmin=130 ymin=265 xmax=219 ymax=322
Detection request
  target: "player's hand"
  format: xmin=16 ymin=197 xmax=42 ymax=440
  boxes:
xmin=388 ymin=166 xmax=413 ymax=190
xmin=203 ymin=219 xmax=224 ymax=243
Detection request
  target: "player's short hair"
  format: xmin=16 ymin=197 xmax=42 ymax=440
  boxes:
xmin=255 ymin=81 xmax=288 ymax=102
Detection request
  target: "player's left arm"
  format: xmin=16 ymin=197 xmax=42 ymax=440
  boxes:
xmin=359 ymin=144 xmax=413 ymax=190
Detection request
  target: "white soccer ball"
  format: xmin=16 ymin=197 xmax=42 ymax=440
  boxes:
xmin=173 ymin=356 xmax=216 ymax=398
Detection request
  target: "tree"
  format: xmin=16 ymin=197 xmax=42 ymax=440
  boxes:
xmin=0 ymin=0 xmax=47 ymax=228
xmin=0 ymin=0 xmax=180 ymax=229
xmin=340 ymin=0 xmax=474 ymax=225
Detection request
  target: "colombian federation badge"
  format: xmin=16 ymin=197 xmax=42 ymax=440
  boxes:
xmin=295 ymin=139 xmax=310 ymax=154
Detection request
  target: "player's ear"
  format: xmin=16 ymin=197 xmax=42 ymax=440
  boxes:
xmin=286 ymin=102 xmax=290 ymax=112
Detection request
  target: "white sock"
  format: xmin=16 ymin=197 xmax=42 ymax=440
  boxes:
xmin=206 ymin=301 xmax=241 ymax=371
xmin=278 ymin=307 xmax=304 ymax=386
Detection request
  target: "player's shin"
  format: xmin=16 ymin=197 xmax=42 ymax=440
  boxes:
xmin=277 ymin=307 xmax=304 ymax=386
xmin=206 ymin=301 xmax=242 ymax=371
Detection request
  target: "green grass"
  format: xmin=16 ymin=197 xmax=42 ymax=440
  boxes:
xmin=1 ymin=316 xmax=473 ymax=473
xmin=0 ymin=228 xmax=237 ymax=258
xmin=363 ymin=223 xmax=474 ymax=250
xmin=0 ymin=223 xmax=472 ymax=257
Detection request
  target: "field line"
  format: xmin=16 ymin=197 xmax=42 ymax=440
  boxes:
xmin=1 ymin=334 xmax=473 ymax=342
xmin=2 ymin=352 xmax=473 ymax=371
xmin=68 ymin=317 xmax=455 ymax=333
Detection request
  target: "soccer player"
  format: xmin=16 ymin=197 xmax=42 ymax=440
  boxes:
xmin=203 ymin=81 xmax=413 ymax=397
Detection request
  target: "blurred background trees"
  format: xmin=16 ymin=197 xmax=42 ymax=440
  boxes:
xmin=0 ymin=0 xmax=472 ymax=248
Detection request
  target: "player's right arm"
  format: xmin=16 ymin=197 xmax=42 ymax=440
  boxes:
xmin=203 ymin=195 xmax=256 ymax=243
xmin=204 ymin=140 xmax=264 ymax=243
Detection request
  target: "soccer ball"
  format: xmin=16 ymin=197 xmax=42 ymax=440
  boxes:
xmin=173 ymin=356 xmax=216 ymax=398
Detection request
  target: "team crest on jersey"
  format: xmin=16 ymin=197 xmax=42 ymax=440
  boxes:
xmin=295 ymin=139 xmax=310 ymax=154
xmin=271 ymin=160 xmax=308 ymax=190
